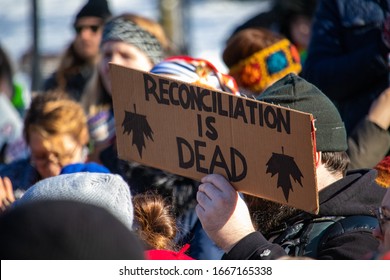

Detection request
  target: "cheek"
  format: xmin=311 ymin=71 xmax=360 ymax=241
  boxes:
xmin=99 ymin=58 xmax=110 ymax=77
xmin=384 ymin=226 xmax=390 ymax=248
xmin=290 ymin=22 xmax=311 ymax=48
xmin=122 ymin=56 xmax=154 ymax=71
xmin=92 ymin=33 xmax=103 ymax=45
xmin=372 ymin=226 xmax=382 ymax=240
xmin=99 ymin=61 xmax=111 ymax=93
xmin=65 ymin=147 xmax=84 ymax=166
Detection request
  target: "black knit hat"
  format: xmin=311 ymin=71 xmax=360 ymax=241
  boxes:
xmin=275 ymin=0 xmax=317 ymax=17
xmin=0 ymin=200 xmax=145 ymax=260
xmin=75 ymin=0 xmax=112 ymax=22
xmin=256 ymin=74 xmax=347 ymax=152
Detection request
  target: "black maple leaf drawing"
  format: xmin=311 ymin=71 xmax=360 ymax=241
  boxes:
xmin=265 ymin=147 xmax=303 ymax=202
xmin=122 ymin=104 xmax=154 ymax=158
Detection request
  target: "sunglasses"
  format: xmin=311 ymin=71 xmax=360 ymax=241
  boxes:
xmin=30 ymin=144 xmax=80 ymax=168
xmin=376 ymin=207 xmax=390 ymax=235
xmin=74 ymin=24 xmax=101 ymax=34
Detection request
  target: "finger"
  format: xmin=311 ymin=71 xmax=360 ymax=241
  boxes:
xmin=196 ymin=187 xmax=213 ymax=209
xmin=198 ymin=182 xmax=224 ymax=201
xmin=1 ymin=198 xmax=11 ymax=207
xmin=195 ymin=203 xmax=205 ymax=215
xmin=0 ymin=177 xmax=5 ymax=201
xmin=3 ymin=177 xmax=15 ymax=202
xmin=201 ymin=174 xmax=236 ymax=195
xmin=198 ymin=182 xmax=206 ymax=193
xmin=201 ymin=174 xmax=225 ymax=184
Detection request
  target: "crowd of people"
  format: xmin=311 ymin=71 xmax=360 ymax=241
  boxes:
xmin=1 ymin=0 xmax=390 ymax=261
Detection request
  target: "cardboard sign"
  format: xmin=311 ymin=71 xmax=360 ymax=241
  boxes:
xmin=110 ymin=64 xmax=319 ymax=213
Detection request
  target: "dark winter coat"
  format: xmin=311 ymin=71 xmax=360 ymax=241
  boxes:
xmin=223 ymin=169 xmax=386 ymax=260
xmin=0 ymin=158 xmax=41 ymax=198
xmin=302 ymin=0 xmax=390 ymax=133
xmin=230 ymin=0 xmax=318 ymax=45
xmin=43 ymin=65 xmax=94 ymax=101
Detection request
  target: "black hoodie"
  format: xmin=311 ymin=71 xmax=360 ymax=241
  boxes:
xmin=223 ymin=169 xmax=386 ymax=260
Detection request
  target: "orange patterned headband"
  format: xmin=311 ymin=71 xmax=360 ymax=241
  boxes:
xmin=229 ymin=39 xmax=302 ymax=93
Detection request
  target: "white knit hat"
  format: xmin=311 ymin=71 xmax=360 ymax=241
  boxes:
xmin=16 ymin=173 xmax=134 ymax=230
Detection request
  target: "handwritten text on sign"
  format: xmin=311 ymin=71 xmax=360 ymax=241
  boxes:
xmin=110 ymin=64 xmax=318 ymax=213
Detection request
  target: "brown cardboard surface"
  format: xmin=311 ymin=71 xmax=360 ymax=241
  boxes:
xmin=110 ymin=63 xmax=319 ymax=213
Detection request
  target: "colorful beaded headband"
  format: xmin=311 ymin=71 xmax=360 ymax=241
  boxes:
xmin=229 ymin=39 xmax=302 ymax=93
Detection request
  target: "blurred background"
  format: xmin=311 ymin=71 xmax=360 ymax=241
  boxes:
xmin=0 ymin=0 xmax=268 ymax=91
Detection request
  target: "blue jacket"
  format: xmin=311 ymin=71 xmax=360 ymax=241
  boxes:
xmin=302 ymin=0 xmax=390 ymax=133
xmin=0 ymin=158 xmax=41 ymax=197
xmin=178 ymin=207 xmax=224 ymax=260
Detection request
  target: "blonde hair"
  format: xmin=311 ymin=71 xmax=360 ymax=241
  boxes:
xmin=24 ymin=91 xmax=89 ymax=152
xmin=80 ymin=69 xmax=109 ymax=116
xmin=119 ymin=13 xmax=172 ymax=52
xmin=133 ymin=192 xmax=177 ymax=250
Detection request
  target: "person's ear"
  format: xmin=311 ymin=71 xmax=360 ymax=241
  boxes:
xmin=315 ymin=151 xmax=321 ymax=167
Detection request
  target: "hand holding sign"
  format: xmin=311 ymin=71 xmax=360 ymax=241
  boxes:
xmin=196 ymin=174 xmax=255 ymax=252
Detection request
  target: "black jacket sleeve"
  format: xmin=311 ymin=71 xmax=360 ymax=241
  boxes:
xmin=222 ymin=232 xmax=287 ymax=260
xmin=317 ymin=231 xmax=379 ymax=260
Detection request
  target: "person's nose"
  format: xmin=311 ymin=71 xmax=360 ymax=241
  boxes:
xmin=78 ymin=29 xmax=89 ymax=39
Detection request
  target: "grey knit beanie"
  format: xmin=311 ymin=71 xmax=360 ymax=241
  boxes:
xmin=257 ymin=74 xmax=347 ymax=152
xmin=16 ymin=173 xmax=134 ymax=230
xmin=101 ymin=17 xmax=165 ymax=64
